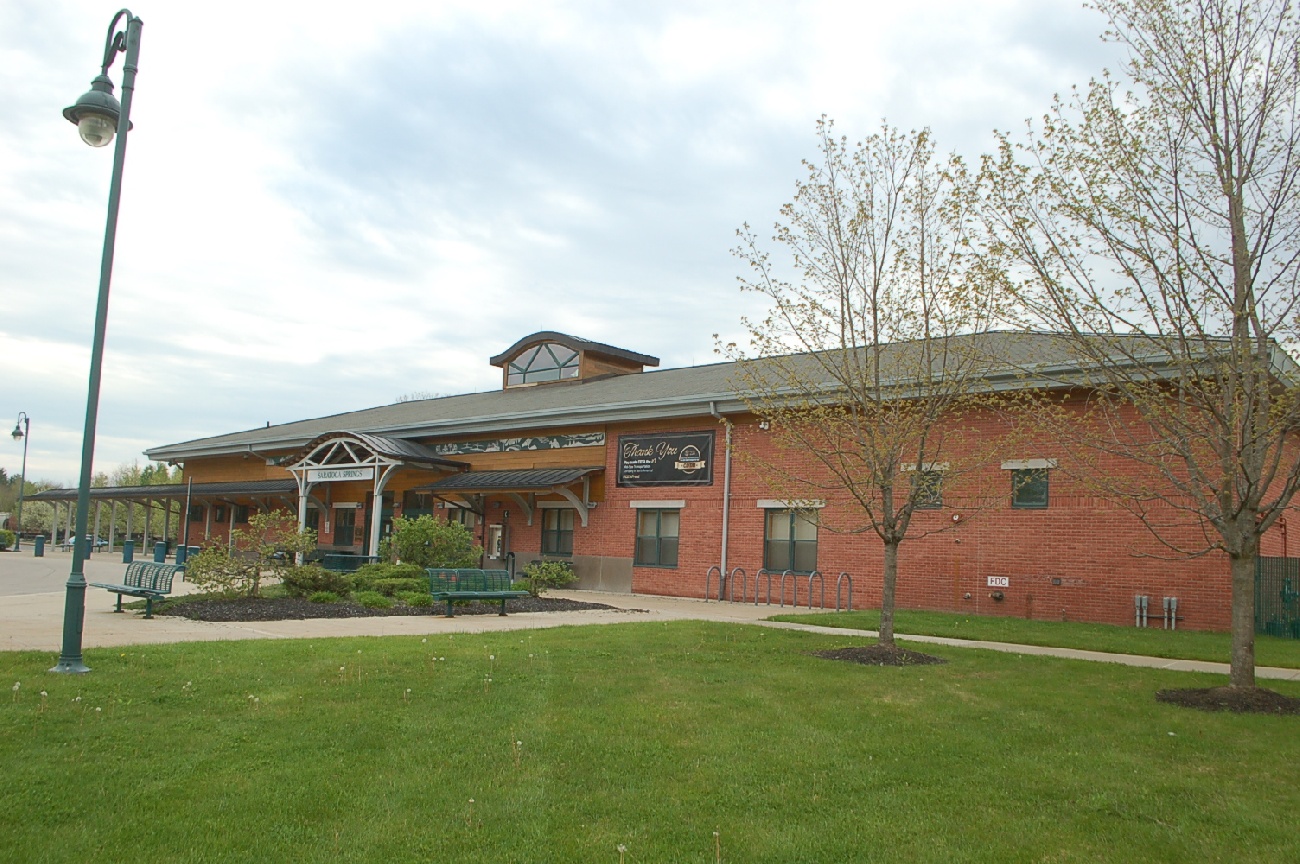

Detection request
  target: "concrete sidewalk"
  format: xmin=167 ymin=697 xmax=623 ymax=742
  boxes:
xmin=3 ymin=548 xmax=1297 ymax=681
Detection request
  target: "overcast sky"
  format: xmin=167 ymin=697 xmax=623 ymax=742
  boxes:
xmin=0 ymin=0 xmax=1120 ymax=487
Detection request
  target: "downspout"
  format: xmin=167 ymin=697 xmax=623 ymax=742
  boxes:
xmin=709 ymin=401 xmax=732 ymax=579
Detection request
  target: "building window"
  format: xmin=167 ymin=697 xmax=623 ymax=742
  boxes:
xmin=912 ymin=469 xmax=943 ymax=509
xmin=402 ymin=491 xmax=435 ymax=519
xmin=449 ymin=506 xmax=477 ymax=531
xmin=234 ymin=505 xmax=250 ymax=524
xmin=635 ymin=509 xmax=679 ymax=567
xmin=188 ymin=505 xmax=203 ymax=523
xmin=213 ymin=505 xmax=227 ymax=524
xmin=541 ymin=508 xmax=575 ymax=556
xmin=764 ymin=509 xmax=817 ymax=572
xmin=507 ymin=343 xmax=580 ymax=386
xmin=1011 ymin=469 xmax=1049 ymax=509
xmin=305 ymin=508 xmax=320 ymax=534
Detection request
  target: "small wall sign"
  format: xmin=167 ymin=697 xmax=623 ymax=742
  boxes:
xmin=987 ymin=576 xmax=1010 ymax=588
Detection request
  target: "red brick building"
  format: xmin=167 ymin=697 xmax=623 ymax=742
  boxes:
xmin=37 ymin=330 xmax=1291 ymax=631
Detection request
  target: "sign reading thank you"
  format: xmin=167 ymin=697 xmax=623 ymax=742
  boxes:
xmin=617 ymin=432 xmax=714 ymax=487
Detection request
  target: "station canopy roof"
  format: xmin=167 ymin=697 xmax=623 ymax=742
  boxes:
xmin=28 ymin=480 xmax=299 ymax=503
xmin=413 ymin=467 xmax=602 ymax=494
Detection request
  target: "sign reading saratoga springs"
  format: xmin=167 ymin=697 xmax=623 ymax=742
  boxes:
xmin=306 ymin=467 xmax=376 ymax=483
xmin=617 ymin=432 xmax=714 ymax=487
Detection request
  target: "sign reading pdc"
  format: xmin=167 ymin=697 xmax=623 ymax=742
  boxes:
xmin=617 ymin=432 xmax=715 ymax=487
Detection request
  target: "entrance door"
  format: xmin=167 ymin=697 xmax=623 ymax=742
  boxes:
xmin=334 ymin=509 xmax=356 ymax=547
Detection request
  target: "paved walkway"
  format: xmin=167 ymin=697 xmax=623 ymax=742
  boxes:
xmin=3 ymin=549 xmax=1297 ymax=681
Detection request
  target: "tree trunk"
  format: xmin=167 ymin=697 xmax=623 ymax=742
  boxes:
xmin=1229 ymin=551 xmax=1257 ymax=689
xmin=880 ymin=540 xmax=899 ymax=646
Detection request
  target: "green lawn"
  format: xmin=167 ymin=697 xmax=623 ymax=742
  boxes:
xmin=2 ymin=622 xmax=1298 ymax=863
xmin=770 ymin=608 xmax=1300 ymax=669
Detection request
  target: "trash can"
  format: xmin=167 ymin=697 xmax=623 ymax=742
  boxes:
xmin=153 ymin=541 xmax=167 ymax=563
xmin=34 ymin=535 xmax=44 ymax=557
xmin=122 ymin=540 xmax=134 ymax=563
xmin=175 ymin=545 xmax=189 ymax=566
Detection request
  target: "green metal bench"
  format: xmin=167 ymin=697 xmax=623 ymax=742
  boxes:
xmin=426 ymin=568 xmax=529 ymax=618
xmin=90 ymin=561 xmax=183 ymax=619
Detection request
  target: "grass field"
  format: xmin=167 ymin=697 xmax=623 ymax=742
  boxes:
xmin=2 ymin=621 xmax=1298 ymax=863
xmin=769 ymin=607 xmax=1300 ymax=669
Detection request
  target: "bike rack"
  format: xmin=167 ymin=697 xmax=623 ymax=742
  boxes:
xmin=727 ymin=567 xmax=748 ymax=603
xmin=704 ymin=565 xmax=722 ymax=602
xmin=779 ymin=570 xmax=795 ymax=607
xmin=835 ymin=572 xmax=853 ymax=612
xmin=805 ymin=570 xmax=825 ymax=609
xmin=754 ymin=569 xmax=774 ymax=605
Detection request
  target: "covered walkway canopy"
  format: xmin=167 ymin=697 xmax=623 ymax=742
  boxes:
xmin=27 ymin=480 xmax=301 ymax=549
xmin=414 ymin=466 xmax=603 ymax=526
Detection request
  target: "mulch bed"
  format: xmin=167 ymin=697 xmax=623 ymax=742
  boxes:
xmin=1156 ymin=686 xmax=1300 ymax=715
xmin=158 ymin=595 xmax=623 ymax=623
xmin=813 ymin=644 xmax=947 ymax=667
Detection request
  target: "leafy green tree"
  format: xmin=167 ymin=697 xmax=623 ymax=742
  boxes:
xmin=982 ymin=0 xmax=1300 ymax=688
xmin=388 ymin=515 xmax=482 ymax=569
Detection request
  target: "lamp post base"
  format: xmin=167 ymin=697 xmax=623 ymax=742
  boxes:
xmin=50 ymin=658 xmax=91 ymax=674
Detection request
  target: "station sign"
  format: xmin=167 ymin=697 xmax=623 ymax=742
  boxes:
xmin=617 ymin=431 xmax=714 ymax=487
xmin=307 ymin=467 xmax=375 ymax=483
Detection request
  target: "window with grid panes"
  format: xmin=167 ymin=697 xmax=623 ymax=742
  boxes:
xmin=764 ymin=509 xmax=818 ymax=572
xmin=541 ymin=508 xmax=574 ymax=556
xmin=507 ymin=343 xmax=580 ymax=386
xmin=634 ymin=509 xmax=679 ymax=567
xmin=1011 ymin=468 xmax=1049 ymax=508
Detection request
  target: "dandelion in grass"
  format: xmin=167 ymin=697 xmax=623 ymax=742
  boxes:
xmin=11 ymin=682 xmax=18 ymax=702
xmin=618 ymin=843 xmax=627 ymax=864
xmin=482 ymin=676 xmax=492 ymax=693
xmin=403 ymin=688 xmax=411 ymax=704
xmin=38 ymin=690 xmax=48 ymax=715
xmin=466 ymin=798 xmax=475 ymax=829
xmin=714 ymin=830 xmax=722 ymax=863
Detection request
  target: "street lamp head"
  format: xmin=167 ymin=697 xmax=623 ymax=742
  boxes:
xmin=11 ymin=423 xmax=22 ymax=441
xmin=63 ymin=74 xmax=123 ymax=148
xmin=12 ymin=413 xmax=27 ymax=441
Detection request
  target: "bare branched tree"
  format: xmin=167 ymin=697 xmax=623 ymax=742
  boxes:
xmin=983 ymin=0 xmax=1300 ymax=687
xmin=726 ymin=120 xmax=1006 ymax=646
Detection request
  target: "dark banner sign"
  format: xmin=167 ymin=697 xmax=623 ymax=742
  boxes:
xmin=617 ymin=431 xmax=715 ymax=487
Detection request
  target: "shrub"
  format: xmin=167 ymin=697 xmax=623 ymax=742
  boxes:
xmin=280 ymin=565 xmax=351 ymax=597
xmin=354 ymin=590 xmax=393 ymax=609
xmin=399 ymin=591 xmax=433 ymax=608
xmin=185 ymin=547 xmax=258 ymax=596
xmin=0 ymin=529 xmax=14 ymax=551
xmin=387 ymin=515 xmax=481 ymax=568
xmin=351 ymin=563 xmax=424 ymax=593
xmin=518 ymin=560 xmax=578 ymax=597
xmin=309 ymin=591 xmax=341 ymax=604
xmin=371 ymin=577 xmax=426 ymax=597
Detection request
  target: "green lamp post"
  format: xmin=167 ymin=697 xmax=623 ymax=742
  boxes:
xmin=11 ymin=413 xmax=29 ymax=552
xmin=52 ymin=9 xmax=144 ymax=675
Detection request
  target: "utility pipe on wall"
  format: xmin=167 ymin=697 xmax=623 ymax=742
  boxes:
xmin=708 ymin=402 xmax=732 ymax=580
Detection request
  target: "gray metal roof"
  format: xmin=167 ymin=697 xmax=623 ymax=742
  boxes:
xmin=290 ymin=431 xmax=463 ymax=468
xmin=144 ymin=331 xmax=1300 ymax=462
xmin=29 ymin=480 xmax=299 ymax=502
xmin=415 ymin=467 xmax=601 ymax=493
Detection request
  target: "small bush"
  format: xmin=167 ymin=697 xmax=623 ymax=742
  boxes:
xmin=354 ymin=590 xmax=394 ymax=609
xmin=281 ymin=565 xmax=352 ymax=597
xmin=351 ymin=563 xmax=424 ymax=593
xmin=372 ymin=577 xmax=426 ymax=597
xmin=309 ymin=591 xmax=341 ymax=604
xmin=399 ymin=591 xmax=433 ymax=607
xmin=186 ymin=547 xmax=258 ymax=596
xmin=0 ymin=529 xmax=15 ymax=550
xmin=518 ymin=560 xmax=578 ymax=596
